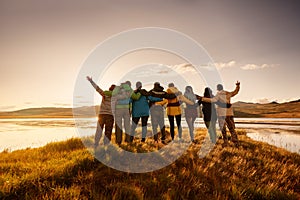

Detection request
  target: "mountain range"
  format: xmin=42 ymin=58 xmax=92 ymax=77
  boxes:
xmin=0 ymin=100 xmax=299 ymax=118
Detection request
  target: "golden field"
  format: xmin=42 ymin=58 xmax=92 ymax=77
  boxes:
xmin=0 ymin=129 xmax=299 ymax=200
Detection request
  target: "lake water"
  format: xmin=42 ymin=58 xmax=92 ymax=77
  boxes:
xmin=0 ymin=118 xmax=299 ymax=153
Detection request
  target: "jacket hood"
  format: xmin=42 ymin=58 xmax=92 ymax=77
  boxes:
xmin=167 ymin=86 xmax=179 ymax=94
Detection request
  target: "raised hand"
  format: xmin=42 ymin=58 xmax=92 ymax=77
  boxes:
xmin=236 ymin=81 xmax=240 ymax=86
xmin=86 ymin=76 xmax=92 ymax=82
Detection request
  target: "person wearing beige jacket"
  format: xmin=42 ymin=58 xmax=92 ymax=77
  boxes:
xmin=200 ymin=81 xmax=240 ymax=146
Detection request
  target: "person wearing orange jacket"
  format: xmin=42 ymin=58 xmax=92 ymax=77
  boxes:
xmin=156 ymin=83 xmax=194 ymax=141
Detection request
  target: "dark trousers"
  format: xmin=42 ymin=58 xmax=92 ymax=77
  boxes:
xmin=150 ymin=106 xmax=166 ymax=141
xmin=130 ymin=116 xmax=149 ymax=142
xmin=218 ymin=116 xmax=238 ymax=143
xmin=168 ymin=115 xmax=182 ymax=140
xmin=95 ymin=114 xmax=114 ymax=146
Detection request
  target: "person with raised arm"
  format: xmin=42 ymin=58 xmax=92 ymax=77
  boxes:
xmin=199 ymin=81 xmax=240 ymax=147
xmin=86 ymin=76 xmax=115 ymax=147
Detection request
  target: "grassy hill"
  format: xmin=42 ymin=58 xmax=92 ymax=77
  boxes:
xmin=232 ymin=100 xmax=300 ymax=118
xmin=0 ymin=107 xmax=97 ymax=119
xmin=0 ymin=99 xmax=299 ymax=118
xmin=0 ymin=129 xmax=299 ymax=199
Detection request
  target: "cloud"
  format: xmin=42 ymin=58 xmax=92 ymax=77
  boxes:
xmin=241 ymin=63 xmax=276 ymax=70
xmin=278 ymin=98 xmax=299 ymax=103
xmin=169 ymin=63 xmax=197 ymax=74
xmin=214 ymin=60 xmax=236 ymax=70
xmin=254 ymin=98 xmax=272 ymax=104
xmin=155 ymin=63 xmax=197 ymax=74
xmin=0 ymin=105 xmax=17 ymax=111
xmin=207 ymin=60 xmax=277 ymax=71
xmin=157 ymin=70 xmax=169 ymax=74
xmin=253 ymin=98 xmax=281 ymax=104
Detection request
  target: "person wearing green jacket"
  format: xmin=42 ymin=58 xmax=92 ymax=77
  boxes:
xmin=112 ymin=81 xmax=133 ymax=144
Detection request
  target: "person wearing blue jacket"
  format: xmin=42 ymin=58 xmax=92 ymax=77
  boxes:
xmin=130 ymin=81 xmax=150 ymax=142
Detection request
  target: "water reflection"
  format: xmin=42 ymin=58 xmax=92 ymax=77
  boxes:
xmin=247 ymin=131 xmax=300 ymax=154
xmin=0 ymin=118 xmax=299 ymax=153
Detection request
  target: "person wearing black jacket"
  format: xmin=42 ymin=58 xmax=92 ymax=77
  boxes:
xmin=148 ymin=82 xmax=167 ymax=143
xmin=198 ymin=87 xmax=217 ymax=143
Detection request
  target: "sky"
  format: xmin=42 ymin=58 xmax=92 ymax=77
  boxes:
xmin=1 ymin=0 xmax=299 ymax=111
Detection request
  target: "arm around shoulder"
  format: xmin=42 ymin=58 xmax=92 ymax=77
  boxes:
xmin=179 ymin=95 xmax=194 ymax=105
xmin=202 ymin=95 xmax=219 ymax=103
xmin=131 ymin=92 xmax=141 ymax=101
xmin=155 ymin=99 xmax=168 ymax=106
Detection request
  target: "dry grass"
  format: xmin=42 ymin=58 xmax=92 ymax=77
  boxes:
xmin=0 ymin=129 xmax=299 ymax=200
xmin=233 ymin=101 xmax=300 ymax=118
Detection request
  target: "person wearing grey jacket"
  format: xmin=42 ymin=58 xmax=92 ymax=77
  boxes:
xmin=87 ymin=76 xmax=115 ymax=147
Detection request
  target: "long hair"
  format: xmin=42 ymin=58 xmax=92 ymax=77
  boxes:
xmin=204 ymin=87 xmax=214 ymax=98
xmin=184 ymin=86 xmax=196 ymax=102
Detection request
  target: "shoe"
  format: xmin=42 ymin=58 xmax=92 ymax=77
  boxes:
xmin=141 ymin=139 xmax=146 ymax=143
xmin=161 ymin=140 xmax=167 ymax=145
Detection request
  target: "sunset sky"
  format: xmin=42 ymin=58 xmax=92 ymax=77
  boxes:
xmin=1 ymin=0 xmax=299 ymax=111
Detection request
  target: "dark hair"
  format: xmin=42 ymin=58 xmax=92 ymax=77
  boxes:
xmin=217 ymin=84 xmax=223 ymax=91
xmin=136 ymin=81 xmax=142 ymax=89
xmin=168 ymin=83 xmax=174 ymax=87
xmin=204 ymin=87 xmax=213 ymax=98
xmin=125 ymin=81 xmax=131 ymax=87
xmin=154 ymin=82 xmax=164 ymax=91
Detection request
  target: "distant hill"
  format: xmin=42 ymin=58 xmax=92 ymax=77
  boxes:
xmin=0 ymin=99 xmax=299 ymax=118
xmin=232 ymin=100 xmax=300 ymax=118
xmin=0 ymin=107 xmax=74 ymax=118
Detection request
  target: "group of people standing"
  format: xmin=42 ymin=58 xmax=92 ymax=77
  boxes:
xmin=86 ymin=76 xmax=240 ymax=148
